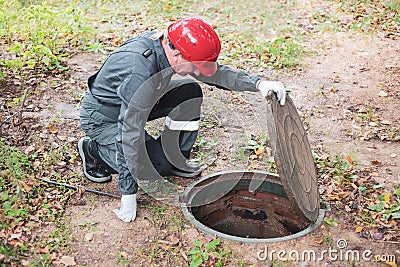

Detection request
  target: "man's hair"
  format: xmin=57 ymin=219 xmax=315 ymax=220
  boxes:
xmin=168 ymin=38 xmax=176 ymax=50
xmin=150 ymin=29 xmax=167 ymax=41
xmin=152 ymin=30 xmax=176 ymax=51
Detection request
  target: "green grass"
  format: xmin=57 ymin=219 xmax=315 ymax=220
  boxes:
xmin=187 ymin=238 xmax=230 ymax=267
xmin=315 ymin=152 xmax=400 ymax=233
xmin=0 ymin=138 xmax=77 ymax=265
xmin=0 ymin=139 xmax=33 ymax=263
xmin=0 ymin=0 xmax=308 ymax=80
xmin=0 ymin=0 xmax=95 ymax=75
xmin=0 ymin=139 xmax=32 ymax=227
xmin=2 ymin=0 xmax=397 ymax=80
xmin=335 ymin=0 xmax=400 ymax=32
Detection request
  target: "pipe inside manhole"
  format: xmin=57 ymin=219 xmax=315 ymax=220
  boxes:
xmin=181 ymin=170 xmax=325 ymax=243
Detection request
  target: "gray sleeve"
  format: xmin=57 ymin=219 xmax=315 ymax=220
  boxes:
xmin=196 ymin=64 xmax=260 ymax=92
xmin=115 ymin=54 xmax=155 ymax=195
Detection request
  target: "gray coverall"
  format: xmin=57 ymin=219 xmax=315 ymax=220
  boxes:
xmin=80 ymin=30 xmax=260 ymax=195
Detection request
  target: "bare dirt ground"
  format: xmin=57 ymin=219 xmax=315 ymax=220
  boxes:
xmin=2 ymin=1 xmax=399 ymax=267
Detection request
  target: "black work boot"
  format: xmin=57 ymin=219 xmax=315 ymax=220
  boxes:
xmin=159 ymin=130 xmax=203 ymax=178
xmin=169 ymin=149 xmax=205 ymax=178
xmin=77 ymin=137 xmax=112 ymax=183
xmin=170 ymin=160 xmax=204 ymax=178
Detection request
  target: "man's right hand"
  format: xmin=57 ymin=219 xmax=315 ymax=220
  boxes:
xmin=258 ymin=80 xmax=286 ymax=105
xmin=114 ymin=194 xmax=137 ymax=222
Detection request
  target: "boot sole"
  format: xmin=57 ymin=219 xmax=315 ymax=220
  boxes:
xmin=169 ymin=163 xmax=207 ymax=178
xmin=77 ymin=137 xmax=112 ymax=183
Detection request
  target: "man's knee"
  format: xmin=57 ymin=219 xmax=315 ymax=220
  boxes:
xmin=170 ymin=82 xmax=202 ymax=121
xmin=183 ymin=82 xmax=203 ymax=99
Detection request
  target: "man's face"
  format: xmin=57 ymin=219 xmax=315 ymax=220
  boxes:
xmin=171 ymin=54 xmax=201 ymax=76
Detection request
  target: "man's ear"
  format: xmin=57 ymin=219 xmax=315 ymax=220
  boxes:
xmin=171 ymin=49 xmax=181 ymax=63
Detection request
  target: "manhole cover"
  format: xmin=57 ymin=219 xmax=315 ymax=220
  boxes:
xmin=266 ymin=92 xmax=319 ymax=221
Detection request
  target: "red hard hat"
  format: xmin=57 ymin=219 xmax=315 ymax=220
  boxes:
xmin=168 ymin=17 xmax=221 ymax=76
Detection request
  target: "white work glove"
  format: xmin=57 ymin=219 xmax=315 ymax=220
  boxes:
xmin=114 ymin=194 xmax=137 ymax=222
xmin=258 ymin=80 xmax=286 ymax=105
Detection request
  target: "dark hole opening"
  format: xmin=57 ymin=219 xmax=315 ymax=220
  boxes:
xmin=190 ymin=183 xmax=310 ymax=239
xmin=232 ymin=209 xmax=267 ymax=220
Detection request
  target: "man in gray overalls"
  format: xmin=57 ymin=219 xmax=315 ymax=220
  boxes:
xmin=78 ymin=17 xmax=287 ymax=222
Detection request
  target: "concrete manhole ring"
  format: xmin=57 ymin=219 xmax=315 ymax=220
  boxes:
xmin=181 ymin=170 xmax=325 ymax=243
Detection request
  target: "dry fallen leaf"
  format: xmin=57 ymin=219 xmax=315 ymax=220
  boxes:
xmin=60 ymin=256 xmax=76 ymax=266
xmin=37 ymin=246 xmax=50 ymax=254
xmin=327 ymin=194 xmax=341 ymax=201
xmin=384 ymin=193 xmax=390 ymax=203
xmin=33 ymin=161 xmax=41 ymax=169
xmin=168 ymin=234 xmax=180 ymax=245
xmin=57 ymin=135 xmax=67 ymax=141
xmin=383 ymin=260 xmax=397 ymax=267
xmin=180 ymin=249 xmax=188 ymax=262
xmin=338 ymin=192 xmax=351 ymax=198
xmin=371 ymin=160 xmax=382 ymax=167
xmin=381 ymin=120 xmax=392 ymax=125
xmin=249 ymin=155 xmax=258 ymax=160
xmin=314 ymin=236 xmax=324 ymax=244
xmin=119 ymin=251 xmax=128 ymax=259
xmin=8 ymin=239 xmax=24 ymax=247
xmin=355 ymin=226 xmax=363 ymax=233
xmin=256 ymin=146 xmax=265 ymax=156
xmin=10 ymin=233 xmax=22 ymax=239
xmin=24 ymin=145 xmax=36 ymax=155
xmin=48 ymin=124 xmax=58 ymax=134
xmin=20 ymin=181 xmax=32 ymax=192
xmin=57 ymin=161 xmax=67 ymax=167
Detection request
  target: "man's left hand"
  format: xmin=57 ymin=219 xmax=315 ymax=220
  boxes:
xmin=114 ymin=194 xmax=137 ymax=222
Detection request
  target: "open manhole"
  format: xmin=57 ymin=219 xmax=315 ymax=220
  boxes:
xmin=181 ymin=170 xmax=324 ymax=243
xmin=181 ymin=93 xmax=324 ymax=243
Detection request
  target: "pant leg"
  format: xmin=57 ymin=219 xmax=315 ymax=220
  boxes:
xmin=79 ymin=89 xmax=182 ymax=177
xmin=80 ymin=79 xmax=203 ymax=178
xmin=137 ymin=133 xmax=172 ymax=179
xmin=148 ymin=80 xmax=203 ymax=171
xmin=80 ymin=91 xmax=119 ymax=171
